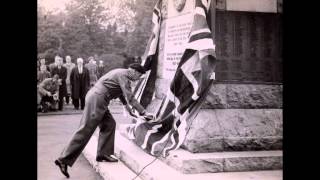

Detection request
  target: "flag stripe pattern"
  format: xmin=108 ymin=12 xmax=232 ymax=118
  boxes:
xmin=129 ymin=0 xmax=216 ymax=157
xmin=133 ymin=0 xmax=162 ymax=108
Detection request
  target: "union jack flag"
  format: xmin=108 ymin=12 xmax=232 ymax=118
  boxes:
xmin=128 ymin=0 xmax=217 ymax=157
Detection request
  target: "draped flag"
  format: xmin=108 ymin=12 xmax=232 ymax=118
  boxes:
xmin=128 ymin=0 xmax=217 ymax=157
xmin=132 ymin=0 xmax=162 ymax=108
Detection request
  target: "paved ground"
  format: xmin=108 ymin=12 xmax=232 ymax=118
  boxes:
xmin=38 ymin=114 xmax=104 ymax=180
xmin=38 ymin=100 xmax=124 ymax=116
xmin=37 ymin=103 xmax=132 ymax=180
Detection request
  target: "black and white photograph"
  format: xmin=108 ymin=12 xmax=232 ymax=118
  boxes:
xmin=37 ymin=0 xmax=283 ymax=179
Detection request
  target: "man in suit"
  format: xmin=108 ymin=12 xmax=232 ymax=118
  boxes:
xmin=54 ymin=63 xmax=153 ymax=178
xmin=49 ymin=57 xmax=58 ymax=73
xmin=97 ymin=60 xmax=105 ymax=78
xmin=70 ymin=58 xmax=90 ymax=110
xmin=63 ymin=55 xmax=76 ymax=105
xmin=85 ymin=56 xmax=98 ymax=87
xmin=39 ymin=58 xmax=50 ymax=72
xmin=51 ymin=55 xmax=68 ymax=111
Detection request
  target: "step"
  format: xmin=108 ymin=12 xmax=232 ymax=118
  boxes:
xmin=160 ymin=149 xmax=282 ymax=174
xmin=82 ymin=133 xmax=141 ymax=180
xmin=118 ymin=125 xmax=282 ymax=174
xmin=113 ymin=131 xmax=282 ymax=180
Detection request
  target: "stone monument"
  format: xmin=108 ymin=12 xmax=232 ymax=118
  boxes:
xmin=147 ymin=0 xmax=282 ymax=167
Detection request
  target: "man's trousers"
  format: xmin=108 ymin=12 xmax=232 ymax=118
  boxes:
xmin=73 ymin=97 xmax=85 ymax=110
xmin=58 ymin=89 xmax=115 ymax=167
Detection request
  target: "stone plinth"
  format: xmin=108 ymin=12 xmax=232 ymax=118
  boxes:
xmin=182 ymin=109 xmax=282 ymax=153
xmin=160 ymin=149 xmax=282 ymax=174
xmin=202 ymin=84 xmax=283 ymax=109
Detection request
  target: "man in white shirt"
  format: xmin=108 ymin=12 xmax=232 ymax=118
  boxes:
xmin=69 ymin=58 xmax=90 ymax=110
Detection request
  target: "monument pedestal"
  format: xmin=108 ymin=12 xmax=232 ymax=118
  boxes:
xmin=181 ymin=83 xmax=283 ymax=153
xmin=82 ymin=131 xmax=283 ymax=179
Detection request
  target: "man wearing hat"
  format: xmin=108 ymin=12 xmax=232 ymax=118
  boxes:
xmin=55 ymin=63 xmax=153 ymax=178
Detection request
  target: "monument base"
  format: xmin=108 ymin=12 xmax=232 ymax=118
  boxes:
xmin=83 ymin=131 xmax=282 ymax=180
xmin=146 ymin=83 xmax=283 ymax=153
xmin=82 ymin=130 xmax=282 ymax=179
xmin=182 ymin=109 xmax=282 ymax=153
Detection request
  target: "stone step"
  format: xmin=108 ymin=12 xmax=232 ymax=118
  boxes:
xmin=82 ymin=134 xmax=142 ymax=180
xmin=160 ymin=149 xmax=282 ymax=174
xmin=113 ymin=131 xmax=282 ymax=180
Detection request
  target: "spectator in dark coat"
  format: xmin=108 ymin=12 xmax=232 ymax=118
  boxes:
xmin=70 ymin=58 xmax=90 ymax=110
xmin=51 ymin=55 xmax=68 ymax=111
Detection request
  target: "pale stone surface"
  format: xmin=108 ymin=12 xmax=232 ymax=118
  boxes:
xmin=154 ymin=78 xmax=170 ymax=99
xmin=202 ymin=84 xmax=283 ymax=109
xmin=182 ymin=138 xmax=224 ymax=152
xmin=161 ymin=149 xmax=282 ymax=174
xmin=151 ymin=83 xmax=283 ymax=109
xmin=157 ymin=20 xmax=167 ymax=79
xmin=182 ymin=159 xmax=224 ymax=173
xmin=202 ymin=84 xmax=228 ymax=108
xmin=226 ymin=84 xmax=283 ymax=109
xmin=224 ymin=156 xmax=283 ymax=172
xmin=182 ymin=109 xmax=282 ymax=153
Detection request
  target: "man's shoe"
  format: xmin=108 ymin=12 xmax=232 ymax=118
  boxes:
xmin=96 ymin=155 xmax=118 ymax=162
xmin=54 ymin=159 xmax=70 ymax=178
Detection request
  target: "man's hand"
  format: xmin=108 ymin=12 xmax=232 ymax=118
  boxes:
xmin=142 ymin=112 xmax=154 ymax=121
xmin=125 ymin=104 xmax=138 ymax=118
xmin=47 ymin=91 xmax=52 ymax=96
xmin=53 ymin=93 xmax=59 ymax=101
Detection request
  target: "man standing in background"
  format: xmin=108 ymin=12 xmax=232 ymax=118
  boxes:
xmin=70 ymin=58 xmax=90 ymax=110
xmin=63 ymin=55 xmax=76 ymax=105
xmin=97 ymin=60 xmax=105 ymax=78
xmin=39 ymin=57 xmax=50 ymax=72
xmin=51 ymin=55 xmax=67 ymax=111
xmin=85 ymin=56 xmax=98 ymax=87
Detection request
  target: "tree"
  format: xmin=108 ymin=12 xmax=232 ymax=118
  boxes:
xmin=37 ymin=6 xmax=66 ymax=62
xmin=125 ymin=0 xmax=158 ymax=56
xmin=37 ymin=0 xmax=158 ymax=64
xmin=61 ymin=0 xmax=109 ymax=59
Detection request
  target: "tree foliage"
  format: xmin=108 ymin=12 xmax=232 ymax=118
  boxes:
xmin=38 ymin=0 xmax=157 ymax=68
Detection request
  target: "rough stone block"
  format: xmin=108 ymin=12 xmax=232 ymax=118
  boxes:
xmin=182 ymin=159 xmax=224 ymax=173
xmin=202 ymin=84 xmax=228 ymax=108
xmin=202 ymin=84 xmax=282 ymax=109
xmin=224 ymin=156 xmax=283 ymax=172
xmin=182 ymin=138 xmax=224 ymax=153
xmin=226 ymin=84 xmax=282 ymax=109
xmin=182 ymin=109 xmax=282 ymax=153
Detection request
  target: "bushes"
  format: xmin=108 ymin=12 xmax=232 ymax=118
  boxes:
xmin=98 ymin=53 xmax=127 ymax=73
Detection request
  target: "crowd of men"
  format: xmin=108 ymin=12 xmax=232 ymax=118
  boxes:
xmin=37 ymin=55 xmax=106 ymax=113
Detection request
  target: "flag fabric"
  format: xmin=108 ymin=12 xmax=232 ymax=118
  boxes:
xmin=128 ymin=0 xmax=217 ymax=157
xmin=132 ymin=0 xmax=162 ymax=108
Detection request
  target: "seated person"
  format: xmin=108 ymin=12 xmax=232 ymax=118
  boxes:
xmin=37 ymin=74 xmax=60 ymax=112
